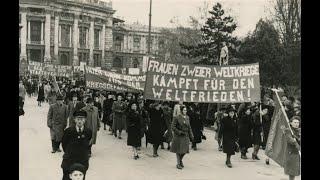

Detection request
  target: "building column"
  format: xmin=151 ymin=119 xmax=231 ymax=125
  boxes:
xmin=73 ymin=14 xmax=79 ymax=66
xmin=44 ymin=13 xmax=51 ymax=63
xmin=41 ymin=22 xmax=44 ymax=44
xmin=54 ymin=14 xmax=59 ymax=64
xmin=27 ymin=21 xmax=31 ymax=44
xmin=101 ymin=24 xmax=105 ymax=68
xmin=20 ymin=12 xmax=27 ymax=61
xmin=89 ymin=20 xmax=94 ymax=66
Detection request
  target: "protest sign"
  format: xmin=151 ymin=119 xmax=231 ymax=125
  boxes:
xmin=84 ymin=66 xmax=145 ymax=92
xmin=27 ymin=61 xmax=73 ymax=77
xmin=144 ymin=59 xmax=260 ymax=103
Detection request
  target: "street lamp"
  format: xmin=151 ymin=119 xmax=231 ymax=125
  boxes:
xmin=147 ymin=0 xmax=152 ymax=55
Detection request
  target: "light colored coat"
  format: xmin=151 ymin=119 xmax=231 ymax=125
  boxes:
xmin=47 ymin=103 xmax=68 ymax=142
xmin=82 ymin=105 xmax=100 ymax=145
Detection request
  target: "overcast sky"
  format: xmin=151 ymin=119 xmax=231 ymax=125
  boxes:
xmin=108 ymin=0 xmax=271 ymax=38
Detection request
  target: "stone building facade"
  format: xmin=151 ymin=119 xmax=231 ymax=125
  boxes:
xmin=19 ymin=0 xmax=165 ymax=73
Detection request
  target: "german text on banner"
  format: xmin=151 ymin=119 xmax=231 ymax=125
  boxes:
xmin=144 ymin=60 xmax=260 ymax=103
xmin=265 ymin=91 xmax=290 ymax=167
xmin=84 ymin=66 xmax=145 ymax=92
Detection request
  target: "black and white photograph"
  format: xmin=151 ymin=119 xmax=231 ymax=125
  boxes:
xmin=19 ymin=0 xmax=301 ymax=179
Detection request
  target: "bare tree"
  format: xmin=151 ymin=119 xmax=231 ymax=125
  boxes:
xmin=271 ymin=0 xmax=301 ymax=45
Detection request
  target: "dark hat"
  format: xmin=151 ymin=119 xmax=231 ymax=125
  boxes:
xmin=69 ymin=163 xmax=86 ymax=174
xmin=86 ymin=97 xmax=94 ymax=104
xmin=73 ymin=110 xmax=87 ymax=118
xmin=226 ymin=107 xmax=236 ymax=113
xmin=56 ymin=94 xmax=64 ymax=100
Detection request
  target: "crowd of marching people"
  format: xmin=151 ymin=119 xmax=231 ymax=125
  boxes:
xmin=19 ymin=75 xmax=301 ymax=180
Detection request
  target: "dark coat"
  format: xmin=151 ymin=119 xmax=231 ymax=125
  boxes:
xmin=284 ymin=128 xmax=300 ymax=176
xmin=102 ymin=98 xmax=114 ymax=125
xmin=61 ymin=126 xmax=92 ymax=170
xmin=112 ymin=100 xmax=126 ymax=131
xmin=188 ymin=105 xmax=203 ymax=144
xmin=127 ymin=110 xmax=142 ymax=147
xmin=94 ymin=101 xmax=102 ymax=119
xmin=37 ymin=85 xmax=45 ymax=102
xmin=47 ymin=103 xmax=68 ymax=142
xmin=162 ymin=106 xmax=173 ymax=143
xmin=139 ymin=106 xmax=150 ymax=139
xmin=170 ymin=114 xmax=194 ymax=154
xmin=238 ymin=114 xmax=253 ymax=149
xmin=219 ymin=116 xmax=238 ymax=155
xmin=252 ymin=110 xmax=262 ymax=145
xmin=148 ymin=108 xmax=165 ymax=145
xmin=262 ymin=113 xmax=271 ymax=146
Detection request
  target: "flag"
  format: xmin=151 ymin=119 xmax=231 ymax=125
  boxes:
xmin=265 ymin=90 xmax=291 ymax=167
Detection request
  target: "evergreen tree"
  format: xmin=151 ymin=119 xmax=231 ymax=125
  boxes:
xmin=180 ymin=3 xmax=239 ymax=65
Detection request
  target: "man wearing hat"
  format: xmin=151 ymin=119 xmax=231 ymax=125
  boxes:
xmin=47 ymin=94 xmax=68 ymax=153
xmin=61 ymin=110 xmax=92 ymax=180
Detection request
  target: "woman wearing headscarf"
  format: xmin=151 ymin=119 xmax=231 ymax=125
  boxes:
xmin=111 ymin=94 xmax=126 ymax=139
xmin=127 ymin=102 xmax=142 ymax=160
xmin=171 ymin=105 xmax=194 ymax=169
xmin=218 ymin=107 xmax=238 ymax=168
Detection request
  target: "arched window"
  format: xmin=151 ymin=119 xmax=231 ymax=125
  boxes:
xmin=133 ymin=58 xmax=139 ymax=68
xmin=60 ymin=53 xmax=68 ymax=65
xmin=113 ymin=57 xmax=123 ymax=68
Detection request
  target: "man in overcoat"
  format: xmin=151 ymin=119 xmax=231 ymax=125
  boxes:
xmin=68 ymin=94 xmax=80 ymax=127
xmin=82 ymin=97 xmax=100 ymax=157
xmin=61 ymin=110 xmax=92 ymax=180
xmin=47 ymin=94 xmax=68 ymax=153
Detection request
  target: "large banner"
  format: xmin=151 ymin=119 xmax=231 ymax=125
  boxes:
xmin=144 ymin=60 xmax=260 ymax=103
xmin=27 ymin=61 xmax=73 ymax=78
xmin=84 ymin=66 xmax=145 ymax=92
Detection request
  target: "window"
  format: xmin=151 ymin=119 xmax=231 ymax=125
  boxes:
xmin=29 ymin=49 xmax=43 ymax=62
xmin=114 ymin=36 xmax=122 ymax=51
xmin=30 ymin=21 xmax=41 ymax=42
xmin=133 ymin=36 xmax=140 ymax=51
xmin=60 ymin=53 xmax=69 ymax=65
xmin=60 ymin=25 xmax=71 ymax=47
xmin=94 ymin=29 xmax=100 ymax=49
xmin=133 ymin=58 xmax=139 ymax=68
xmin=79 ymin=26 xmax=88 ymax=48
xmin=113 ymin=57 xmax=123 ymax=68
xmin=78 ymin=52 xmax=89 ymax=63
xmin=94 ymin=54 xmax=101 ymax=67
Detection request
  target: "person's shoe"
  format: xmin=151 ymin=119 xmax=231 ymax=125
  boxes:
xmin=118 ymin=136 xmax=122 ymax=139
xmin=134 ymin=155 xmax=138 ymax=160
xmin=51 ymin=150 xmax=56 ymax=153
xmin=180 ymin=161 xmax=184 ymax=168
xmin=241 ymin=154 xmax=248 ymax=159
xmin=226 ymin=161 xmax=232 ymax=168
xmin=56 ymin=149 xmax=62 ymax=152
xmin=136 ymin=155 xmax=140 ymax=159
xmin=167 ymin=146 xmax=171 ymax=150
xmin=114 ymin=133 xmax=117 ymax=137
xmin=218 ymin=146 xmax=223 ymax=151
xmin=255 ymin=155 xmax=260 ymax=160
xmin=176 ymin=164 xmax=183 ymax=169
xmin=193 ymin=146 xmax=198 ymax=151
xmin=266 ymin=159 xmax=270 ymax=165
xmin=153 ymin=154 xmax=159 ymax=157
xmin=104 ymin=126 xmax=106 ymax=130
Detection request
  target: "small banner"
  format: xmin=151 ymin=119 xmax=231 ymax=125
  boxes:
xmin=84 ymin=66 xmax=145 ymax=93
xmin=144 ymin=59 xmax=261 ymax=103
xmin=27 ymin=61 xmax=73 ymax=78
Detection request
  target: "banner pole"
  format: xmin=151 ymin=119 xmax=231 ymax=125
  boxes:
xmin=272 ymin=89 xmax=301 ymax=157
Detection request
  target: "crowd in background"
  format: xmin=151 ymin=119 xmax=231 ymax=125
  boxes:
xmin=18 ymin=74 xmax=301 ymax=180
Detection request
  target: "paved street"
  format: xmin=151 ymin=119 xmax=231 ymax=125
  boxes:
xmin=19 ymin=96 xmax=300 ymax=180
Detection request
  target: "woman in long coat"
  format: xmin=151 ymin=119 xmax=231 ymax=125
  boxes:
xmin=171 ymin=105 xmax=194 ymax=169
xmin=149 ymin=102 xmax=165 ymax=157
xmin=37 ymin=82 xmax=45 ymax=106
xmin=102 ymin=94 xmax=114 ymax=131
xmin=82 ymin=98 xmax=100 ymax=156
xmin=187 ymin=103 xmax=203 ymax=151
xmin=112 ymin=94 xmax=126 ymax=139
xmin=284 ymin=116 xmax=300 ymax=180
xmin=238 ymin=106 xmax=253 ymax=159
xmin=127 ymin=102 xmax=142 ymax=160
xmin=218 ymin=108 xmax=238 ymax=168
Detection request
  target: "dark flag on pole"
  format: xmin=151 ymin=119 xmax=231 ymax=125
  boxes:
xmin=265 ymin=89 xmax=300 ymax=167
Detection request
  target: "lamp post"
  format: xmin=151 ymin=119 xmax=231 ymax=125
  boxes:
xmin=147 ymin=0 xmax=152 ymax=55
